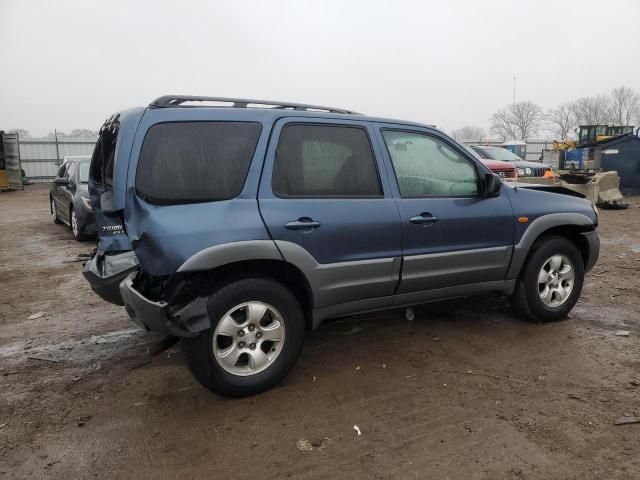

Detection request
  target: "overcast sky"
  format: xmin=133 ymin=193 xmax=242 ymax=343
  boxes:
xmin=1 ymin=0 xmax=639 ymax=136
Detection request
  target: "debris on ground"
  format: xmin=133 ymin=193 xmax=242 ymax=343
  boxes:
xmin=405 ymin=308 xmax=415 ymax=322
xmin=613 ymin=416 xmax=640 ymax=425
xmin=296 ymin=439 xmax=313 ymax=452
xmin=27 ymin=356 xmax=62 ymax=363
xmin=330 ymin=326 xmax=364 ymax=335
xmin=0 ymin=423 xmax=7 ymax=429
xmin=614 ymin=330 xmax=631 ymax=337
xmin=77 ymin=415 xmax=92 ymax=427
xmin=353 ymin=425 xmax=362 ymax=436
xmin=27 ymin=311 xmax=45 ymax=320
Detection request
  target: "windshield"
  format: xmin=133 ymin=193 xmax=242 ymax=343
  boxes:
xmin=481 ymin=147 xmax=521 ymax=162
xmin=79 ymin=161 xmax=90 ymax=183
xmin=463 ymin=144 xmax=484 ymax=160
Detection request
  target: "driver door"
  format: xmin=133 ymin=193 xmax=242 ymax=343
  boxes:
xmin=376 ymin=126 xmax=514 ymax=295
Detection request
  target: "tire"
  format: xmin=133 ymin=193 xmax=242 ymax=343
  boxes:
xmin=512 ymin=235 xmax=584 ymax=322
xmin=181 ymin=278 xmax=305 ymax=397
xmin=70 ymin=207 xmax=88 ymax=241
xmin=51 ymin=198 xmax=62 ymax=224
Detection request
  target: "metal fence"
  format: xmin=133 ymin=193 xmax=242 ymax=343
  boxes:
xmin=19 ymin=136 xmax=97 ymax=181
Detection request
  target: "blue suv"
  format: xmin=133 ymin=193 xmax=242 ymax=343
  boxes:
xmin=83 ymin=96 xmax=600 ymax=396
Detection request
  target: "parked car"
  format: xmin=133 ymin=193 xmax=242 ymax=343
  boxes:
xmin=83 ymin=96 xmax=600 ymax=397
xmin=50 ymin=155 xmax=96 ymax=241
xmin=463 ymin=145 xmax=517 ymax=179
xmin=470 ymin=145 xmax=555 ymax=179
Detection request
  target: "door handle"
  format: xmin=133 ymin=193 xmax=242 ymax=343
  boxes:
xmin=284 ymin=218 xmax=321 ymax=230
xmin=409 ymin=213 xmax=439 ymax=224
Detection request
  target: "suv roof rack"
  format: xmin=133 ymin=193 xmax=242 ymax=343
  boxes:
xmin=149 ymin=95 xmax=360 ymax=115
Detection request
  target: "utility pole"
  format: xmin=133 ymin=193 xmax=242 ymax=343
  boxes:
xmin=54 ymin=129 xmax=60 ymax=165
xmin=513 ymin=76 xmax=516 ymax=106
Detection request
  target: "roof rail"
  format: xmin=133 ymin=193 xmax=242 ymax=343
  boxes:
xmin=149 ymin=95 xmax=360 ymax=115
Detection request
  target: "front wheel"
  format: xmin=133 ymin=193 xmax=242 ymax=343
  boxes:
xmin=181 ymin=278 xmax=305 ymax=397
xmin=512 ymin=236 xmax=584 ymax=322
xmin=70 ymin=208 xmax=88 ymax=241
xmin=51 ymin=198 xmax=62 ymax=224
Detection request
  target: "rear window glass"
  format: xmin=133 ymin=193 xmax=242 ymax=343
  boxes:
xmin=273 ymin=124 xmax=381 ymax=197
xmin=136 ymin=122 xmax=261 ymax=204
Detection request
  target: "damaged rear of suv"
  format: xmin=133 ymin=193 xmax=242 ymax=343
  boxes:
xmin=84 ymin=95 xmax=599 ymax=397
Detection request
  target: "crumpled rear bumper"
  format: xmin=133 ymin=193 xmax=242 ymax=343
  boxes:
xmin=83 ymin=250 xmax=140 ymax=305
xmin=119 ymin=272 xmax=209 ymax=337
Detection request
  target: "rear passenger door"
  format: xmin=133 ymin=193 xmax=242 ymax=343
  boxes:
xmin=376 ymin=126 xmax=515 ymax=296
xmin=258 ymin=119 xmax=402 ymax=311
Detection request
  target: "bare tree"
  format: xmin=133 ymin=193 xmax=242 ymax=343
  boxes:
xmin=450 ymin=125 xmax=486 ymax=142
xmin=571 ymin=95 xmax=611 ymax=125
xmin=608 ymin=86 xmax=640 ymax=125
xmin=65 ymin=129 xmax=99 ymax=138
xmin=545 ymin=103 xmax=577 ymax=140
xmin=7 ymin=128 xmax=30 ymax=138
xmin=490 ymin=100 xmax=542 ymax=140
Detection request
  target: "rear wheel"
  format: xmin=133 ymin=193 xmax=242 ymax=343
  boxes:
xmin=51 ymin=198 xmax=62 ymax=224
xmin=181 ymin=278 xmax=305 ymax=397
xmin=513 ymin=236 xmax=584 ymax=322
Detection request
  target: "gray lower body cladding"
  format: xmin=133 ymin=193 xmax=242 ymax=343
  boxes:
xmin=118 ymin=240 xmax=518 ymax=335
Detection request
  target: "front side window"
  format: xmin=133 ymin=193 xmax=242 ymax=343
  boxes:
xmin=136 ymin=121 xmax=261 ymax=204
xmin=382 ymin=130 xmax=478 ymax=197
xmin=273 ymin=124 xmax=382 ymax=197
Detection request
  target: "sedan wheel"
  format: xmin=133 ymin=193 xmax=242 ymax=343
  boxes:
xmin=70 ymin=208 xmax=87 ymax=241
xmin=51 ymin=199 xmax=62 ymax=224
xmin=71 ymin=209 xmax=79 ymax=238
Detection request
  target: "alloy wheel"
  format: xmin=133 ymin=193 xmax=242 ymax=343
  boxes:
xmin=71 ymin=210 xmax=79 ymax=238
xmin=212 ymin=301 xmax=286 ymax=376
xmin=537 ymin=254 xmax=575 ymax=308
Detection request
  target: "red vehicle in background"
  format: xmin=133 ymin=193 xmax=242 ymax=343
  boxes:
xmin=463 ymin=145 xmax=517 ymax=179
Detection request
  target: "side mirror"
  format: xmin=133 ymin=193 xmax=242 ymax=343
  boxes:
xmin=54 ymin=178 xmax=69 ymax=187
xmin=482 ymin=173 xmax=502 ymax=197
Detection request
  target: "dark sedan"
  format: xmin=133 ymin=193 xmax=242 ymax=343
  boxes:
xmin=50 ymin=156 xmax=96 ymax=241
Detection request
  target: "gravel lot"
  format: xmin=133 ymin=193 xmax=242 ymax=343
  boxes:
xmin=1 ymin=184 xmax=640 ymax=479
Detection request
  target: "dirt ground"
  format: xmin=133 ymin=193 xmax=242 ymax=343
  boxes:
xmin=1 ymin=184 xmax=640 ymax=479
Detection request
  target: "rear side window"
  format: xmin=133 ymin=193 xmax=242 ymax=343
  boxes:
xmin=136 ymin=122 xmax=261 ymax=204
xmin=273 ymin=124 xmax=381 ymax=197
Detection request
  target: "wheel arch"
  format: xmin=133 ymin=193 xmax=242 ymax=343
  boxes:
xmin=175 ymin=258 xmax=314 ymax=331
xmin=507 ymin=213 xmax=595 ymax=279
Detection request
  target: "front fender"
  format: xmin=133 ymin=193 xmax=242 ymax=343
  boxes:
xmin=506 ymin=213 xmax=595 ymax=279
